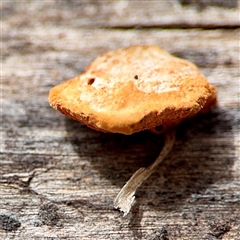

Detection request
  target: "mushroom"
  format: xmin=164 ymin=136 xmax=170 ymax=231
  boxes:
xmin=49 ymin=45 xmax=217 ymax=216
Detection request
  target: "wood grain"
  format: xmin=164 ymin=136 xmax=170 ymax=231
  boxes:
xmin=1 ymin=1 xmax=240 ymax=239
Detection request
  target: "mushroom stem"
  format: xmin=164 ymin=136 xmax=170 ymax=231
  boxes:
xmin=114 ymin=130 xmax=176 ymax=216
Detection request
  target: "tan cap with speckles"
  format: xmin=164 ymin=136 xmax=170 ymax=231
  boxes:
xmin=49 ymin=45 xmax=216 ymax=134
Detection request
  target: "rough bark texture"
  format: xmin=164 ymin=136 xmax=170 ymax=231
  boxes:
xmin=1 ymin=1 xmax=240 ymax=239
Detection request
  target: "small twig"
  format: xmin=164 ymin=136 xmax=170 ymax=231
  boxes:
xmin=114 ymin=130 xmax=175 ymax=216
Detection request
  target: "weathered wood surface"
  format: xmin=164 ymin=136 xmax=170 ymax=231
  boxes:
xmin=1 ymin=1 xmax=240 ymax=239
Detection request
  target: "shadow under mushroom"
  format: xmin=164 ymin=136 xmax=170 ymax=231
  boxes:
xmin=64 ymin=106 xmax=236 ymax=212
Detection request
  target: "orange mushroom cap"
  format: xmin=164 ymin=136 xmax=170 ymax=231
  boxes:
xmin=49 ymin=45 xmax=216 ymax=135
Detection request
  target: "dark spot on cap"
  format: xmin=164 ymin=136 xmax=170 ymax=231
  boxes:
xmin=155 ymin=125 xmax=163 ymax=132
xmin=88 ymin=78 xmax=95 ymax=85
xmin=134 ymin=75 xmax=138 ymax=79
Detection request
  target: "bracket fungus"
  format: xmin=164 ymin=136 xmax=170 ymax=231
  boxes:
xmin=49 ymin=45 xmax=217 ymax=216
